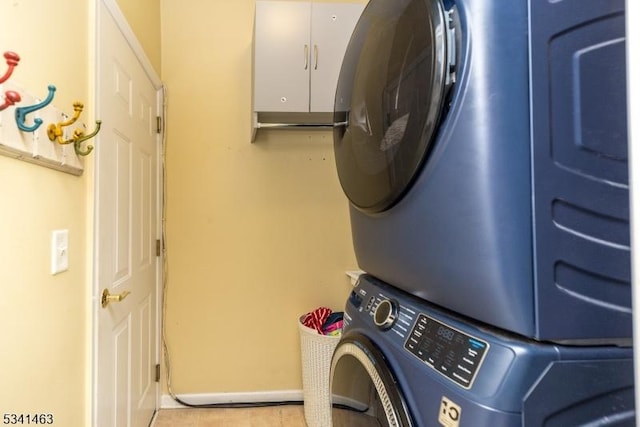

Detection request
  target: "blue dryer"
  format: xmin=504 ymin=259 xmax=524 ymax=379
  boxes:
xmin=329 ymin=275 xmax=634 ymax=426
xmin=333 ymin=0 xmax=629 ymax=343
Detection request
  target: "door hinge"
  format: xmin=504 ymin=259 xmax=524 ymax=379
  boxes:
xmin=155 ymin=239 xmax=161 ymax=257
xmin=156 ymin=116 xmax=162 ymax=134
xmin=155 ymin=364 xmax=161 ymax=382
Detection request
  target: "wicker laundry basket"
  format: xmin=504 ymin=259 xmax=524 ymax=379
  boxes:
xmin=298 ymin=317 xmax=340 ymax=427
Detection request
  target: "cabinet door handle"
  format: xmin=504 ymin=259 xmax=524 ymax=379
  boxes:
xmin=304 ymin=44 xmax=309 ymax=70
xmin=314 ymin=45 xmax=318 ymax=70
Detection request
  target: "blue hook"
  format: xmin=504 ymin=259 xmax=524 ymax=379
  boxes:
xmin=15 ymin=85 xmax=56 ymax=132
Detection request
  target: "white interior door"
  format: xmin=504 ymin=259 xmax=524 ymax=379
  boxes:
xmin=94 ymin=1 xmax=162 ymax=426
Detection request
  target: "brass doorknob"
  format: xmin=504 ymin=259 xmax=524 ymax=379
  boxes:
xmin=101 ymin=288 xmax=131 ymax=308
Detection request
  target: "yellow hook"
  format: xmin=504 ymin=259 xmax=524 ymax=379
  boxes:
xmin=47 ymin=101 xmax=84 ymax=144
xmin=73 ymin=120 xmax=102 ymax=156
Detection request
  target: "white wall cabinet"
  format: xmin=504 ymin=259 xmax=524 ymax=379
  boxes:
xmin=253 ymin=1 xmax=364 ymax=114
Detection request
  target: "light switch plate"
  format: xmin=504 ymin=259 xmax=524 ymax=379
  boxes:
xmin=51 ymin=229 xmax=69 ymax=275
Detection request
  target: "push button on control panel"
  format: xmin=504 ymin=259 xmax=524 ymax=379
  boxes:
xmin=365 ymin=295 xmax=376 ymax=312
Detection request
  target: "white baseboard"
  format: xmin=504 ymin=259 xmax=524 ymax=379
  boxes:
xmin=160 ymin=390 xmax=304 ymax=409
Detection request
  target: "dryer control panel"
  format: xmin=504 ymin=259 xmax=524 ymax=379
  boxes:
xmin=404 ymin=314 xmax=489 ymax=389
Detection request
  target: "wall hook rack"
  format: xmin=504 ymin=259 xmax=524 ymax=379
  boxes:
xmin=0 ymin=90 xmax=21 ymax=111
xmin=47 ymin=101 xmax=83 ymax=144
xmin=15 ymin=85 xmax=56 ymax=132
xmin=72 ymin=120 xmax=101 ymax=156
xmin=0 ymin=52 xmax=20 ymax=84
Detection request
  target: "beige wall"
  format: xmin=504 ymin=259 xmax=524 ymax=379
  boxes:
xmin=0 ymin=2 xmax=90 ymax=426
xmin=161 ymin=0 xmax=363 ymax=393
xmin=116 ymin=0 xmax=162 ymax=75
xmin=0 ymin=0 xmax=162 ymax=424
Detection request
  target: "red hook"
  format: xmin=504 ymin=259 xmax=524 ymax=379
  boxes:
xmin=0 ymin=90 xmax=21 ymax=111
xmin=0 ymin=52 xmax=20 ymax=84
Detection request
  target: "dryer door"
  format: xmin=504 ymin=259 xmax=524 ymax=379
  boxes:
xmin=334 ymin=0 xmax=452 ymax=213
xmin=330 ymin=334 xmax=414 ymax=426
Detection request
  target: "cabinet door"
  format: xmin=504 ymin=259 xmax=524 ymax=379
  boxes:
xmin=310 ymin=3 xmax=364 ymax=112
xmin=254 ymin=1 xmax=311 ymax=112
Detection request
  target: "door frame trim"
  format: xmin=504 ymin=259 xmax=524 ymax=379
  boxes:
xmin=92 ymin=0 xmax=164 ymax=425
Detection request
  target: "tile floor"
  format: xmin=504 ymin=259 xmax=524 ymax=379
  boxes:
xmin=151 ymin=405 xmax=308 ymax=427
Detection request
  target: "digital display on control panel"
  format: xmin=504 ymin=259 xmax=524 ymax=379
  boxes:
xmin=404 ymin=314 xmax=489 ymax=389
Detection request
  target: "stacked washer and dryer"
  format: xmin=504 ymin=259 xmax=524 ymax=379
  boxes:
xmin=329 ymin=0 xmax=634 ymax=425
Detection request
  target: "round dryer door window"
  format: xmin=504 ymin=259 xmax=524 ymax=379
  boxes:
xmin=334 ymin=0 xmax=452 ymax=213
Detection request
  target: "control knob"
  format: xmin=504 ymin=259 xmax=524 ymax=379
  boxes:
xmin=374 ymin=299 xmax=398 ymax=330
